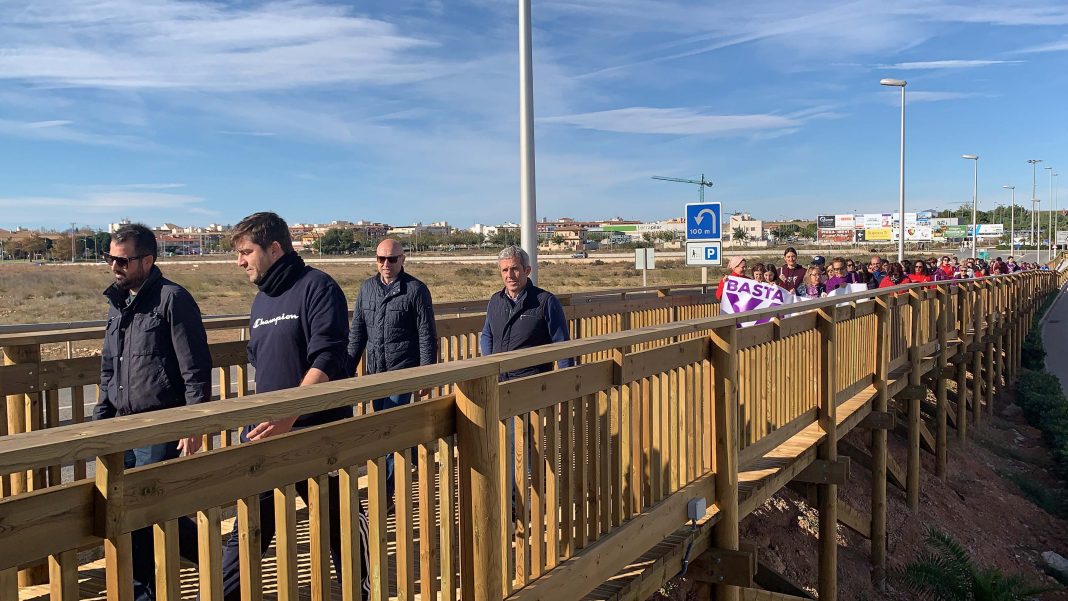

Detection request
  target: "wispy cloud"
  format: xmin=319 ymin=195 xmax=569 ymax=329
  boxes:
xmin=216 ymin=130 xmax=278 ymax=137
xmin=541 ymin=107 xmax=800 ymax=136
xmin=904 ymin=91 xmax=987 ymax=102
xmin=0 ymin=185 xmax=217 ymax=224
xmin=0 ymin=0 xmax=446 ymax=92
xmin=878 ymin=59 xmax=1022 ymax=69
xmin=1017 ymin=36 xmax=1068 ymax=53
xmin=0 ymin=118 xmax=156 ymax=150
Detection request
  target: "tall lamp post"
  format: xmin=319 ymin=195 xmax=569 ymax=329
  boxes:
xmin=1046 ymin=166 xmax=1055 ymax=261
xmin=1002 ymin=185 xmax=1015 ymax=252
xmin=962 ymin=155 xmax=979 ymax=259
xmin=519 ymin=0 xmax=539 ymax=283
xmin=1028 ymin=159 xmax=1042 ymax=246
xmin=880 ymin=78 xmax=907 ymax=262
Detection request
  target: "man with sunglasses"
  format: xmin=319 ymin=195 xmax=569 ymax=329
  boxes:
xmin=347 ymin=238 xmax=438 ymax=503
xmin=94 ymin=223 xmax=212 ymax=601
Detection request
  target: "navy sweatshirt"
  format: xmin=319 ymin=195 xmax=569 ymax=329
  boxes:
xmin=247 ymin=265 xmax=351 ymax=428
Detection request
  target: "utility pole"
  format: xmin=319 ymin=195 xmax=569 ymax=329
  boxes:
xmin=1028 ymin=159 xmax=1042 ymax=246
xmin=70 ymin=222 xmax=77 ymax=263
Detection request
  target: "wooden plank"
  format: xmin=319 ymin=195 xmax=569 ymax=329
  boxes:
xmin=366 ymin=456 xmax=389 ymax=601
xmin=776 ymin=313 xmax=817 ymax=339
xmin=622 ymin=338 xmax=709 ymax=383
xmin=308 ymin=475 xmax=333 ymax=601
xmin=753 ymin=561 xmax=816 ymax=599
xmin=274 ymin=485 xmax=299 ymax=601
xmin=859 ymin=411 xmax=895 ymax=430
xmin=794 ymin=458 xmax=849 ymax=485
xmin=120 ymin=398 xmax=455 ymax=531
xmin=152 ymin=520 xmax=181 ymax=601
xmin=417 ymin=443 xmax=438 ymax=601
xmin=95 ymin=452 xmax=134 ymax=601
xmin=47 ymin=549 xmax=78 ymax=601
xmin=0 ymin=480 xmax=96 ymax=570
xmin=736 ymin=322 xmax=775 ymax=350
xmin=0 ymin=361 xmax=494 ymax=476
xmin=505 ymin=473 xmax=716 ymax=601
xmin=237 ymin=495 xmax=263 ymax=601
xmin=197 ymin=506 xmax=223 ymax=601
xmin=499 ymin=361 xmax=613 ymax=420
xmin=738 ymin=409 xmax=818 ymax=468
xmin=438 ymin=437 xmax=457 ymax=601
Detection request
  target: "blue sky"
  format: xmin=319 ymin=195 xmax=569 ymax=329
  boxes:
xmin=1 ymin=0 xmax=1067 ymax=231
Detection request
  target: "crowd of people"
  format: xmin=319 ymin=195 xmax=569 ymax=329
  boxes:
xmin=717 ymin=246 xmax=1044 ymax=300
xmin=95 ymin=215 xmax=573 ymax=600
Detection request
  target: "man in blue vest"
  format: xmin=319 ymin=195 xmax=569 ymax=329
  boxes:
xmin=479 ymin=245 xmax=574 ymax=377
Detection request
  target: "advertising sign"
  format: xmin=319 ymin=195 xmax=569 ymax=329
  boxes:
xmin=817 ymin=228 xmax=854 ymax=243
xmin=834 ymin=214 xmax=855 ymax=229
xmin=939 ymin=225 xmax=969 ymax=239
xmin=863 ymin=228 xmax=893 ymax=241
xmin=861 ymin=214 xmax=885 ymax=229
xmin=891 ymin=226 xmax=932 ymax=241
xmin=930 ymin=217 xmax=959 ymax=227
xmin=975 ymin=224 xmax=1005 ymax=236
xmin=719 ymin=276 xmax=796 ymax=327
xmin=817 ymin=215 xmax=836 ymax=229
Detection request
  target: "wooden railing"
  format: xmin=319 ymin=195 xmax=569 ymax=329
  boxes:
xmin=0 ymin=270 xmax=1063 ymax=601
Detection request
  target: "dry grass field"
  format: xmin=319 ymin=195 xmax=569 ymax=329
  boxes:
xmin=0 ymin=257 xmax=770 ymax=326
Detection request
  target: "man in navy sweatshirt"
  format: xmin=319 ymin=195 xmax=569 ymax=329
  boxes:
xmin=218 ymin=212 xmax=368 ymax=600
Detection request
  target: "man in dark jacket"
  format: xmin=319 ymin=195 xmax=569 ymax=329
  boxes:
xmin=479 ymin=245 xmax=574 ymax=378
xmin=219 ymin=211 xmax=368 ymax=600
xmin=95 ymin=223 xmax=211 ymax=601
xmin=348 ymin=237 xmax=437 ymax=499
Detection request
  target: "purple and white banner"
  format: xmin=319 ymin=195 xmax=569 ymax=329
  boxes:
xmin=720 ymin=276 xmax=796 ymax=326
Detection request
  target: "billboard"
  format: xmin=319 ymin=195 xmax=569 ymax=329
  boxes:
xmin=817 ymin=228 xmax=854 ymax=243
xmin=975 ymin=224 xmax=1004 ymax=236
xmin=863 ymin=228 xmax=893 ymax=241
xmin=835 ymin=214 xmax=855 ymax=229
xmin=930 ymin=217 xmax=959 ymax=227
xmin=861 ymin=214 xmax=888 ymax=229
xmin=938 ymin=225 xmax=969 ymax=239
xmin=817 ymin=215 xmax=836 ymax=229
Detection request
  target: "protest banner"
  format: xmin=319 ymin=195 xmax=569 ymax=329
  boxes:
xmin=720 ymin=276 xmax=796 ymax=326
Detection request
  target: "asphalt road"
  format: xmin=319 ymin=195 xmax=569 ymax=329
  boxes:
xmin=1042 ymin=279 xmax=1068 ymax=393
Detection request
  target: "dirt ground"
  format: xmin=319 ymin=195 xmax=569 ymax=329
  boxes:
xmin=652 ymin=387 xmax=1068 ymax=600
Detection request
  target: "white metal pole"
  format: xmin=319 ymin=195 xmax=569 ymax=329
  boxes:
xmin=519 ymin=0 xmax=539 ymax=284
xmin=897 ymin=85 xmax=906 ymax=263
xmin=1048 ymin=167 xmax=1055 ymax=261
xmin=971 ymin=159 xmax=978 ymax=259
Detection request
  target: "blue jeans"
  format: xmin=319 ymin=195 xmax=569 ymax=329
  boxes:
xmin=124 ymin=443 xmax=200 ymax=601
xmin=372 ymin=393 xmax=414 ymax=499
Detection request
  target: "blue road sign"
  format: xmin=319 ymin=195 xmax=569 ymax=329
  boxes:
xmin=685 ymin=202 xmax=722 ymax=241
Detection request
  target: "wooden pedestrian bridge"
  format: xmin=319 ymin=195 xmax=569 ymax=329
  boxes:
xmin=0 ymin=268 xmax=1064 ymax=601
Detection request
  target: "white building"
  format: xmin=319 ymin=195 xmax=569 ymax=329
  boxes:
xmin=728 ymin=213 xmax=764 ymax=241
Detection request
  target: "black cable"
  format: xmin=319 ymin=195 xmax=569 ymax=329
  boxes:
xmin=676 ymin=518 xmax=699 ymax=577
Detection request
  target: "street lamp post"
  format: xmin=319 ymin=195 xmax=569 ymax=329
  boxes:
xmin=519 ymin=0 xmax=539 ymax=283
xmin=962 ymin=155 xmax=978 ymax=259
xmin=1002 ymin=185 xmax=1015 ymax=252
xmin=880 ymin=78 xmax=907 ymax=262
xmin=1028 ymin=159 xmax=1042 ymax=247
xmin=1046 ymin=166 xmax=1055 ymax=261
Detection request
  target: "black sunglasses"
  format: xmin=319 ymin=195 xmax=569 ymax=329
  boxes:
xmin=103 ymin=252 xmax=147 ymax=268
xmin=376 ymin=255 xmax=401 ymax=264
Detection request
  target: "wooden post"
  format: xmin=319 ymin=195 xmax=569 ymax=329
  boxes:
xmin=709 ymin=325 xmax=740 ymax=601
xmin=871 ymin=298 xmax=890 ymax=590
xmin=3 ymin=343 xmax=49 ymax=586
xmin=935 ymin=286 xmax=949 ymax=479
xmin=95 ymin=452 xmax=134 ymax=601
xmin=456 ymin=375 xmax=504 ymax=601
xmin=971 ymin=290 xmax=984 ymax=428
xmin=906 ymin=292 xmax=922 ymax=511
xmin=816 ymin=308 xmax=839 ymax=601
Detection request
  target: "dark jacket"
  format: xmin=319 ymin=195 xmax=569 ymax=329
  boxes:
xmin=247 ymin=253 xmax=351 ymax=428
xmin=94 ymin=266 xmax=212 ymax=420
xmin=479 ymin=283 xmax=574 ymax=381
xmin=347 ymin=270 xmax=438 ymax=375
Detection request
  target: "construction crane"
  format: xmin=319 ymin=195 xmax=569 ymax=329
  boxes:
xmin=651 ymin=173 xmax=714 ymax=202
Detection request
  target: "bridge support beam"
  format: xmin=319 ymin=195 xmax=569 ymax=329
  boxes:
xmin=455 ymin=375 xmax=504 ymax=601
xmin=905 ymin=292 xmax=922 ymax=512
xmin=870 ymin=298 xmax=890 ymax=590
xmin=816 ymin=308 xmax=838 ymax=601
xmin=710 ymin=326 xmax=740 ymax=601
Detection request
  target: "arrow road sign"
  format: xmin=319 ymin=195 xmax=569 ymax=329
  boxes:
xmin=686 ymin=241 xmax=722 ymax=266
xmin=686 ymin=202 xmax=722 ymax=241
